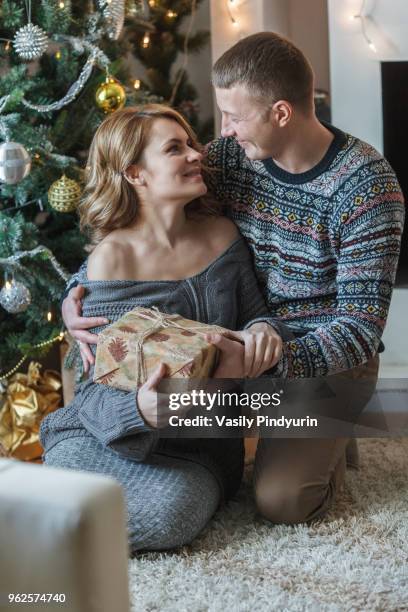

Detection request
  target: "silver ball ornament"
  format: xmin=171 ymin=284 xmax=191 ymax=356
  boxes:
xmin=13 ymin=23 xmax=49 ymax=61
xmin=0 ymin=280 xmax=32 ymax=314
xmin=0 ymin=141 xmax=31 ymax=185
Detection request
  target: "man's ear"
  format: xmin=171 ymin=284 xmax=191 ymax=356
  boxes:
xmin=124 ymin=164 xmax=145 ymax=186
xmin=270 ymin=100 xmax=292 ymax=127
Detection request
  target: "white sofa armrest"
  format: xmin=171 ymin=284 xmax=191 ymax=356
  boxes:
xmin=0 ymin=459 xmax=130 ymax=612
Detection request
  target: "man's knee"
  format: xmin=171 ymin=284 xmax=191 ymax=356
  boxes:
xmin=254 ymin=478 xmax=334 ymax=525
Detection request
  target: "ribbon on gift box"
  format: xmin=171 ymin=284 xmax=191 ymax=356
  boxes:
xmin=0 ymin=362 xmax=62 ymax=461
xmin=124 ymin=307 xmax=226 ymax=386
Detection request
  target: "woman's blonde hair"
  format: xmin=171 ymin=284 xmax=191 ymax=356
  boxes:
xmin=79 ymin=104 xmax=218 ymax=248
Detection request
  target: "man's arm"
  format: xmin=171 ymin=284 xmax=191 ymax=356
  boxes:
xmin=62 ymin=285 xmax=108 ymax=371
xmin=233 ymin=243 xmax=293 ymax=376
xmin=275 ymin=181 xmax=405 ymax=378
xmin=205 ymin=138 xmax=291 ymax=376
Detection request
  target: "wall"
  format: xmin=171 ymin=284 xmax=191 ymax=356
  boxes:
xmin=288 ymin=0 xmax=330 ymax=92
xmin=209 ymin=0 xmax=263 ymax=126
xmin=328 ymin=0 xmax=408 ymax=152
xmin=261 ymin=0 xmax=290 ymax=38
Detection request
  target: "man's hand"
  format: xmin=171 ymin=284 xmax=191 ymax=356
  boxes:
xmin=222 ymin=322 xmax=283 ymax=377
xmin=206 ymin=334 xmax=245 ymax=378
xmin=62 ymin=285 xmax=109 ymax=373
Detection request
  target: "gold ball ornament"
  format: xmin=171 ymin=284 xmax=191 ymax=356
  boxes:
xmin=95 ymin=76 xmax=126 ymax=114
xmin=48 ymin=174 xmax=81 ymax=213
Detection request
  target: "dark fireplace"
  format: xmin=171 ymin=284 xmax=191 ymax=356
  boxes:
xmin=381 ymin=61 xmax=408 ymax=286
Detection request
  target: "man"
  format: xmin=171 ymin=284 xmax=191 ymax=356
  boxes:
xmin=63 ymin=33 xmax=404 ymax=524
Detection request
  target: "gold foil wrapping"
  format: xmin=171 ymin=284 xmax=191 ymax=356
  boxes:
xmin=0 ymin=362 xmax=62 ymax=461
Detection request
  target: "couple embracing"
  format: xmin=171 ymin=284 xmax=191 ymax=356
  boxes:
xmin=40 ymin=32 xmax=404 ymax=553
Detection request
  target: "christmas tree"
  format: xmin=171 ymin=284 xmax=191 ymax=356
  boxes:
xmin=0 ymin=0 xmax=154 ymax=376
xmin=0 ymin=0 xmax=211 ymax=378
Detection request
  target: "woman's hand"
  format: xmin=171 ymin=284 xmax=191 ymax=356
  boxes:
xmin=218 ymin=322 xmax=283 ymax=378
xmin=137 ymin=364 xmax=167 ymax=428
xmin=62 ymin=285 xmax=109 ymax=373
xmin=137 ymin=363 xmax=191 ymax=429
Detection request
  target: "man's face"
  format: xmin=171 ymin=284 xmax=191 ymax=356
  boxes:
xmin=215 ymin=84 xmax=279 ymax=160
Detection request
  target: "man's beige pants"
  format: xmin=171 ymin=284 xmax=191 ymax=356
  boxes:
xmin=252 ymin=356 xmax=380 ymax=524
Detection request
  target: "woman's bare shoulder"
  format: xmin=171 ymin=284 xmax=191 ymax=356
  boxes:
xmin=87 ymin=237 xmax=133 ymax=281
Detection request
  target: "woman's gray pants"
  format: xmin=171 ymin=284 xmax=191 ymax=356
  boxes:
xmin=44 ymin=436 xmax=221 ymax=553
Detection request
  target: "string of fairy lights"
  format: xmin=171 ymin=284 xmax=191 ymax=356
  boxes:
xmin=349 ymin=0 xmax=377 ymax=53
xmin=0 ymin=332 xmax=66 ymax=383
xmin=224 ymin=0 xmax=382 ymax=53
xmin=226 ymin=0 xmax=239 ymax=28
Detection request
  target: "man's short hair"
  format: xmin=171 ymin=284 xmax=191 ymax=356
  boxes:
xmin=212 ymin=32 xmax=314 ymax=113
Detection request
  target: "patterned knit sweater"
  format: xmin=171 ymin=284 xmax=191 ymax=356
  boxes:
xmin=206 ymin=124 xmax=405 ymax=378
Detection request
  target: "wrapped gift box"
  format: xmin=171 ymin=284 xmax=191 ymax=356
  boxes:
xmin=0 ymin=362 xmax=62 ymax=461
xmin=94 ymin=307 xmax=227 ymax=390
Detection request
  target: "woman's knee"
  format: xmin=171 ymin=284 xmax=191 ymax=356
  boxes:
xmin=45 ymin=439 xmax=221 ymax=552
xmin=128 ymin=465 xmax=221 ymax=552
xmin=129 ymin=501 xmax=208 ymax=552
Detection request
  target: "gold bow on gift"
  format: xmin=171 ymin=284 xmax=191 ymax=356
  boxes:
xmin=0 ymin=362 xmax=62 ymax=461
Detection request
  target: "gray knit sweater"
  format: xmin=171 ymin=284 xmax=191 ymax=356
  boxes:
xmin=40 ymin=237 xmax=287 ymax=500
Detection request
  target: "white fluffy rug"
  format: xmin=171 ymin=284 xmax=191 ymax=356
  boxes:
xmin=128 ymin=439 xmax=408 ymax=611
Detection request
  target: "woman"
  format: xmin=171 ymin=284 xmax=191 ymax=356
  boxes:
xmin=40 ymin=105 xmax=286 ymax=553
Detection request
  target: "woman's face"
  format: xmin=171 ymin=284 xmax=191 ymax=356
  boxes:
xmin=132 ymin=118 xmax=207 ymax=205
